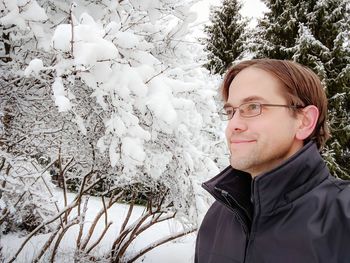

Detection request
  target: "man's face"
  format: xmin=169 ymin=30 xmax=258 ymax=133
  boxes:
xmin=225 ymin=67 xmax=303 ymax=177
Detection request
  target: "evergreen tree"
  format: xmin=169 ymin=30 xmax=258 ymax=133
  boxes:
xmin=254 ymin=0 xmax=350 ymax=179
xmin=203 ymin=0 xmax=248 ymax=75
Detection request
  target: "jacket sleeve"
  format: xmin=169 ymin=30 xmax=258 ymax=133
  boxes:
xmin=333 ymin=184 xmax=350 ymax=258
xmin=194 ymin=232 xmax=199 ymax=263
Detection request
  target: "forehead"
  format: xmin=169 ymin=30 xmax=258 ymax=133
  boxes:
xmin=227 ymin=67 xmax=286 ymax=104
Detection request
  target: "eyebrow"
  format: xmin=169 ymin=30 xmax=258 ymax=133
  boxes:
xmin=224 ymin=96 xmax=268 ymax=107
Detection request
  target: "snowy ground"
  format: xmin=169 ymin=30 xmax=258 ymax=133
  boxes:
xmin=1 ymin=188 xmax=197 ymax=263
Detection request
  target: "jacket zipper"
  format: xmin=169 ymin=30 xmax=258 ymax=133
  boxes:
xmin=203 ymin=182 xmax=255 ymax=261
xmin=213 ymin=186 xmax=251 ymax=236
xmin=244 ymin=179 xmax=258 ymax=263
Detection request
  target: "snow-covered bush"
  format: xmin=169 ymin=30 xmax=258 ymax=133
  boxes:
xmin=0 ymin=0 xmax=225 ymax=261
xmin=0 ymin=152 xmax=57 ymax=234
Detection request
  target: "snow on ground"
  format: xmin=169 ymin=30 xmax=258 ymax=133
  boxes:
xmin=1 ymin=188 xmax=197 ymax=263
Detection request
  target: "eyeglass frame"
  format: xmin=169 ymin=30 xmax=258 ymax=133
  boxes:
xmin=219 ymin=102 xmax=304 ymax=120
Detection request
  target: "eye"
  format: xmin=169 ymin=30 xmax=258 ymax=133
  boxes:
xmin=247 ymin=103 xmax=260 ymax=111
xmin=224 ymin=107 xmax=235 ymax=115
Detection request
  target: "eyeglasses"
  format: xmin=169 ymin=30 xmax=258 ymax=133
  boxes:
xmin=219 ymin=102 xmax=304 ymax=120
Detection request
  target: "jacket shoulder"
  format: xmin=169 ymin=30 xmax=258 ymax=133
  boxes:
xmin=326 ymin=175 xmax=350 ymax=195
xmin=324 ymin=176 xmax=350 ymax=215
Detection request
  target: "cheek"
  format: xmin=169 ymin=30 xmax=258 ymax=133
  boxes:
xmin=225 ymin=125 xmax=233 ymax=153
xmin=225 ymin=124 xmax=231 ymax=140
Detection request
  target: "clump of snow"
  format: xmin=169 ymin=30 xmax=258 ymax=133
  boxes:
xmin=0 ymin=8 xmax=26 ymax=30
xmin=0 ymin=0 xmax=47 ymax=30
xmin=52 ymin=77 xmax=72 ymax=112
xmin=21 ymin=0 xmax=48 ymax=21
xmin=115 ymin=31 xmax=140 ymax=49
xmin=105 ymin=114 xmax=126 ymax=137
xmin=146 ymin=77 xmax=178 ymax=127
xmin=122 ymin=137 xmax=146 ymax=164
xmin=109 ymin=137 xmax=120 ymax=167
xmin=24 ymin=58 xmax=44 ymax=77
xmin=52 ymin=24 xmax=72 ymax=52
xmin=52 ymin=12 xmax=119 ymax=68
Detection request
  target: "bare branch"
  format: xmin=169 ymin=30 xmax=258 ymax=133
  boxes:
xmin=7 ymin=201 xmax=80 ymax=263
xmin=51 ymin=218 xmax=79 ymax=263
xmin=114 ymin=211 xmax=152 ymax=260
xmin=119 ymin=193 xmax=136 ymax=234
xmin=85 ymin=221 xmax=113 ymax=254
xmin=76 ymin=197 xmax=89 ymax=250
xmin=80 ymin=192 xmax=121 ymax=250
xmin=110 ymin=210 xmax=151 ymax=260
xmin=145 ymin=66 xmax=170 ymax=84
xmin=69 ymin=3 xmax=75 ymax=58
xmin=135 ymin=212 xmax=176 ymax=237
xmin=127 ymin=227 xmax=197 ymax=263
xmin=32 ymin=224 xmax=61 ymax=263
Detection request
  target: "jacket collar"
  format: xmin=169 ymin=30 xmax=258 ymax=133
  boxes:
xmin=203 ymin=142 xmax=329 ymax=216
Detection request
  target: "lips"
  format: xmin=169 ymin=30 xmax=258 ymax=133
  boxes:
xmin=229 ymin=140 xmax=256 ymax=153
xmin=230 ymin=139 xmax=256 ymax=144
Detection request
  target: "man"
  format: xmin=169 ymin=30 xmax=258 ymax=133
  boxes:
xmin=195 ymin=59 xmax=350 ymax=263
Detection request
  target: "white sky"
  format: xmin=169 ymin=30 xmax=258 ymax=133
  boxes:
xmin=191 ymin=0 xmax=268 ymax=26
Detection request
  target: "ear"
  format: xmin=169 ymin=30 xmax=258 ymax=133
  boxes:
xmin=296 ymin=105 xmax=319 ymax=140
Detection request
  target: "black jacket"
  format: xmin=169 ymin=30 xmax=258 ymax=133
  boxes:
xmin=195 ymin=142 xmax=350 ymax=263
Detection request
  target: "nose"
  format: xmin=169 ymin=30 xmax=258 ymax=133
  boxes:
xmin=226 ymin=110 xmax=247 ymax=134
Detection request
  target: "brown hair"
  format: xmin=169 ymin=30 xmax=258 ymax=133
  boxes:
xmin=221 ymin=59 xmax=330 ymax=149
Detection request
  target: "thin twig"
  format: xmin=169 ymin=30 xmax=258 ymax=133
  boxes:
xmin=145 ymin=66 xmax=170 ymax=84
xmin=69 ymin=3 xmax=75 ymax=58
xmin=39 ymin=174 xmax=63 ymax=227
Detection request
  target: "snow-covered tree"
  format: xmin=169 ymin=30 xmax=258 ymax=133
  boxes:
xmin=0 ymin=0 xmax=223 ymax=261
xmin=254 ymin=0 xmax=350 ymax=179
xmin=202 ymin=0 xmax=249 ymax=75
